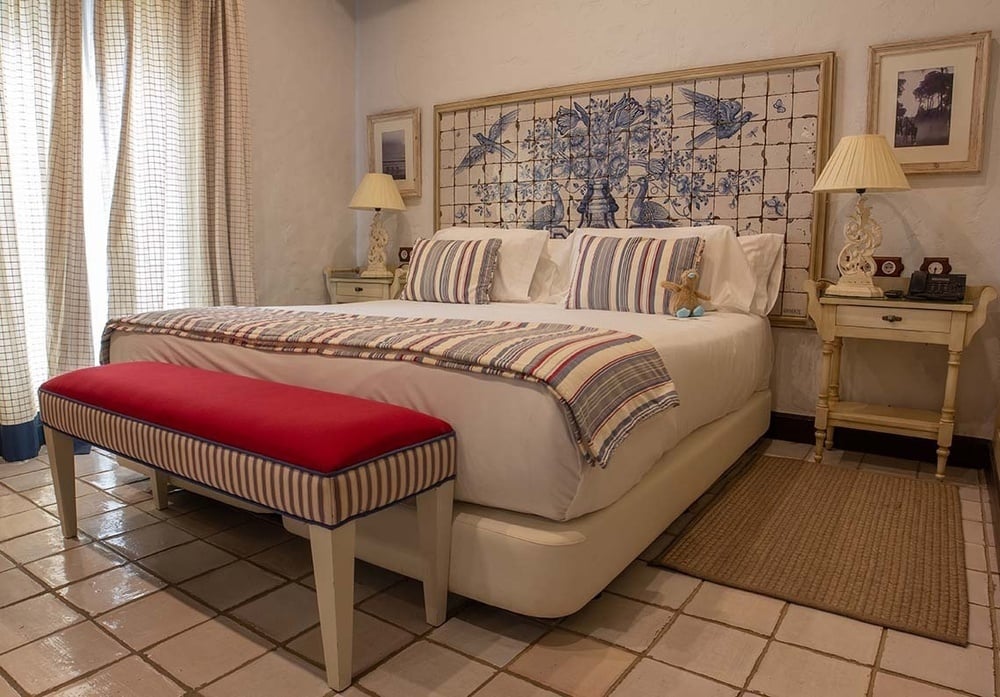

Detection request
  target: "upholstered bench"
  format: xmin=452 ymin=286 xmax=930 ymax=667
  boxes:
xmin=38 ymin=361 xmax=457 ymax=691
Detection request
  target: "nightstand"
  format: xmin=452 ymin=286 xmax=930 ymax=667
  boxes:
xmin=324 ymin=268 xmax=405 ymax=304
xmin=804 ymin=280 xmax=996 ymax=479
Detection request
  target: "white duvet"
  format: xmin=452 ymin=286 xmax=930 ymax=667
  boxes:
xmin=107 ymin=301 xmax=772 ymax=521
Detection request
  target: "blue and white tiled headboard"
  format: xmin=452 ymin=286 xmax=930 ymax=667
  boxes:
xmin=434 ymin=53 xmax=835 ymax=325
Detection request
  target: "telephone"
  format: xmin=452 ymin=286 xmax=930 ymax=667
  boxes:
xmin=906 ymin=271 xmax=967 ymax=302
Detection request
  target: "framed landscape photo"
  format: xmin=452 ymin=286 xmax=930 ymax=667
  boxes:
xmin=867 ymin=32 xmax=991 ymax=174
xmin=367 ymin=108 xmax=421 ymax=198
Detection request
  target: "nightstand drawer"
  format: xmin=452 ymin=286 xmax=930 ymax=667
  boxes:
xmin=334 ymin=281 xmax=388 ymax=301
xmin=836 ymin=305 xmax=951 ymax=333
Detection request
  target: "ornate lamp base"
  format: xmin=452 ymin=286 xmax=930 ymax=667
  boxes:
xmin=826 ymin=193 xmax=884 ymax=299
xmin=360 ymin=209 xmax=394 ymax=279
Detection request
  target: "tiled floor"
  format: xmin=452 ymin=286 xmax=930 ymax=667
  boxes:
xmin=0 ymin=440 xmax=995 ymax=697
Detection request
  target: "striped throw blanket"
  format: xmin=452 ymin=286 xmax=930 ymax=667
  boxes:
xmin=101 ymin=308 xmax=681 ymax=467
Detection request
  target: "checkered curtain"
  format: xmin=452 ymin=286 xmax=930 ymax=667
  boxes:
xmin=94 ymin=0 xmax=255 ymax=316
xmin=0 ymin=1 xmax=93 ymax=458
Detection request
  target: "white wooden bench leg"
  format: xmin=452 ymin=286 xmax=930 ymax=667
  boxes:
xmin=151 ymin=471 xmax=170 ymax=510
xmin=43 ymin=427 xmax=78 ymax=539
xmin=309 ymin=521 xmax=356 ymax=691
xmin=416 ymin=480 xmax=454 ymax=627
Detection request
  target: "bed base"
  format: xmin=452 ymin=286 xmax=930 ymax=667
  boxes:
xmin=288 ymin=390 xmax=771 ymax=618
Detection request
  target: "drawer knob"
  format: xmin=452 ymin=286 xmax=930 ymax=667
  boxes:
xmin=354 ymin=286 xmax=364 ymax=292
xmin=881 ymin=314 xmax=903 ymax=323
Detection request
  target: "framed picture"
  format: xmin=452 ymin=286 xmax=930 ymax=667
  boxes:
xmin=867 ymin=32 xmax=991 ymax=174
xmin=367 ymin=108 xmax=422 ymax=198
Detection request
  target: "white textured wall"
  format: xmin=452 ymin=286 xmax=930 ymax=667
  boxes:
xmin=246 ymin=0 xmax=356 ymax=306
xmin=354 ymin=0 xmax=1000 ymax=438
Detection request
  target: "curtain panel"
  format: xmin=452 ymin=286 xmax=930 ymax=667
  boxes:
xmin=0 ymin=1 xmax=92 ymax=461
xmin=95 ymin=0 xmax=255 ymax=315
xmin=0 ymin=0 xmax=254 ymax=463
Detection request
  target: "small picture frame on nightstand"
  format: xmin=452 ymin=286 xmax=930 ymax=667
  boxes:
xmin=399 ymin=246 xmax=413 ymax=264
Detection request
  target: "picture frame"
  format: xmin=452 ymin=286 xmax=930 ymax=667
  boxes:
xmin=367 ymin=108 xmax=422 ymax=198
xmin=867 ymin=32 xmax=991 ymax=174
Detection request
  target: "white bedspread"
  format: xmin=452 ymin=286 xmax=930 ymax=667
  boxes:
xmin=107 ymin=301 xmax=772 ymax=521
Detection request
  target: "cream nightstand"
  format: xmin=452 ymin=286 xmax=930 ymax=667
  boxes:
xmin=324 ymin=268 xmax=405 ymax=304
xmin=805 ymin=280 xmax=996 ymax=479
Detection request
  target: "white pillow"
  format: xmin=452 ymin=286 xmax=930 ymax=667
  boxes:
xmin=571 ymin=225 xmax=756 ymax=313
xmin=528 ymin=238 xmax=572 ymax=303
xmin=434 ymin=226 xmax=548 ymax=303
xmin=737 ymin=233 xmax=785 ymax=315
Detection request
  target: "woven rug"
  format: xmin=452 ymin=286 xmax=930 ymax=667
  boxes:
xmin=655 ymin=455 xmax=968 ymax=644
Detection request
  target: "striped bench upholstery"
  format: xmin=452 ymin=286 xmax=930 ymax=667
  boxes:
xmin=38 ymin=361 xmax=457 ymax=691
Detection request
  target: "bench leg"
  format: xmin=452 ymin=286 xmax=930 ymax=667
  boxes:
xmin=309 ymin=522 xmax=356 ymax=691
xmin=151 ymin=471 xmax=170 ymax=510
xmin=416 ymin=480 xmax=454 ymax=627
xmin=43 ymin=427 xmax=78 ymax=539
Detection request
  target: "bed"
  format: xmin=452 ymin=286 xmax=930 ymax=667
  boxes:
xmin=106 ymin=298 xmax=772 ymax=617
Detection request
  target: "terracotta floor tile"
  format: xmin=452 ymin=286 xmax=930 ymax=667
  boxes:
xmin=288 ymin=610 xmax=413 ymax=675
xmin=166 ymin=505 xmax=251 ymax=537
xmin=205 ymin=520 xmax=291 ymax=557
xmin=58 ymin=563 xmax=165 ymax=615
xmin=180 ymin=560 xmax=284 ymax=611
xmin=360 ymin=579 xmax=466 ymax=635
xmin=774 ymin=604 xmax=881 ymax=664
xmin=68 ymin=452 xmax=118 ymax=477
xmin=0 ymin=459 xmax=49 ymax=478
xmin=201 ymin=649 xmax=331 ymax=697
xmin=969 ymin=603 xmax=993 ymax=648
xmin=46 ymin=491 xmax=127 ymax=520
xmin=48 ymin=655 xmax=184 ymax=697
xmin=249 ymin=537 xmax=314 ymax=578
xmin=964 ymin=519 xmax=986 ymax=546
xmin=763 ymin=440 xmax=812 ymax=459
xmin=0 ymin=676 xmax=15 ymax=697
xmin=0 ymin=567 xmax=44 ymax=607
xmin=146 ymin=616 xmax=271 ymax=689
xmin=97 ymin=589 xmax=215 ymax=649
xmin=430 ymin=603 xmax=547 ymax=667
xmin=962 ymin=499 xmax=984 ymax=522
xmin=609 ymin=657 xmax=737 ymax=697
xmin=25 ymin=543 xmax=127 ymax=588
xmin=353 ymin=560 xmax=404 ymax=602
xmin=509 ymin=629 xmax=634 ymax=697
xmin=684 ymin=582 xmax=784 ymax=634
xmin=103 ymin=521 xmax=196 ymax=560
xmin=0 ymin=620 xmax=128 ymax=694
xmin=606 ymin=562 xmax=700 ymax=609
xmin=649 ymin=614 xmax=766 ymax=686
xmin=561 ymin=592 xmax=672 ymax=652
xmin=966 ymin=542 xmax=987 ymax=572
xmin=80 ymin=467 xmax=148 ymax=491
xmin=0 ymin=507 xmax=60 ymax=541
xmin=960 ymin=486 xmax=982 ymax=502
xmin=872 ymin=672 xmax=972 ymax=697
xmin=0 ymin=527 xmax=90 ymax=564
xmin=749 ymin=641 xmax=870 ymax=697
xmin=20 ymin=481 xmax=99 ymax=507
xmin=0 ymin=494 xmax=35 ymax=517
xmin=0 ymin=594 xmax=83 ymax=653
xmin=474 ymin=673 xmax=562 ymax=697
xmin=360 ymin=640 xmax=494 ymax=697
xmin=107 ymin=481 xmax=153 ymax=504
xmin=77 ymin=506 xmax=159 ymax=540
xmin=231 ymin=583 xmax=318 ymax=642
xmin=968 ymin=569 xmax=989 ymax=606
xmin=0 ymin=554 xmax=12 ymax=572
xmin=137 ymin=540 xmax=236 ymax=584
xmin=1 ymin=469 xmax=53 ymax=492
xmin=880 ymin=629 xmax=995 ymax=697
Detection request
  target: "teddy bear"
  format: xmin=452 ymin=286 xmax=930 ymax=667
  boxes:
xmin=661 ymin=268 xmax=711 ymax=318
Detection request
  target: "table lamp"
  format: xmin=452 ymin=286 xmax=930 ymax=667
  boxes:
xmin=349 ymin=173 xmax=406 ymax=278
xmin=812 ymin=134 xmax=910 ymax=298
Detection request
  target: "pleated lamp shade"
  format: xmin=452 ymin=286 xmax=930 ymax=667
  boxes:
xmin=813 ymin=135 xmax=910 ymax=193
xmin=349 ymin=173 xmax=406 ymax=211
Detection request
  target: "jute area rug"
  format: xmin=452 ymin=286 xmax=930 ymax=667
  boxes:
xmin=655 ymin=455 xmax=968 ymax=645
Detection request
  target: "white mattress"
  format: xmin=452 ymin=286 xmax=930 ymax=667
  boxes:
xmin=107 ymin=301 xmax=772 ymax=521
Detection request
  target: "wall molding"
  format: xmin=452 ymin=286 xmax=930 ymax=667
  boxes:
xmin=768 ymin=411 xmax=991 ymax=469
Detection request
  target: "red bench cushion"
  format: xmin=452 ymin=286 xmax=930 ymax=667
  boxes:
xmin=40 ymin=362 xmax=454 ymax=475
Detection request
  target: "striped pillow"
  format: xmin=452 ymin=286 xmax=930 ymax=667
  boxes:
xmin=566 ymin=234 xmax=704 ymax=314
xmin=401 ymin=237 xmax=502 ymax=304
